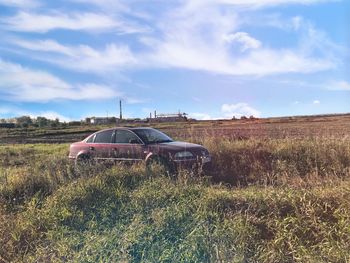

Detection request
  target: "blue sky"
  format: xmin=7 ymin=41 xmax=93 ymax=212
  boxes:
xmin=0 ymin=0 xmax=349 ymax=121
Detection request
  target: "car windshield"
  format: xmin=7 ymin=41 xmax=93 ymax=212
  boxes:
xmin=133 ymin=128 xmax=173 ymax=144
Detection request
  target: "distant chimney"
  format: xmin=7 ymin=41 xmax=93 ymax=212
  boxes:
xmin=150 ymin=112 xmax=152 ymax=119
xmin=119 ymin=99 xmax=122 ymax=120
xmin=154 ymin=110 xmax=157 ymax=118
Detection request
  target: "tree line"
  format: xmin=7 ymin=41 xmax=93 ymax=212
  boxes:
xmin=0 ymin=116 xmax=78 ymax=128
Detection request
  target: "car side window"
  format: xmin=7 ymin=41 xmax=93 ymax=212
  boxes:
xmin=115 ymin=130 xmax=142 ymax=144
xmin=86 ymin=134 xmax=95 ymax=143
xmin=94 ymin=130 xmax=114 ymax=143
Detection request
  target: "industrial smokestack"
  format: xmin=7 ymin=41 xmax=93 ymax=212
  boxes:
xmin=119 ymin=99 xmax=123 ymax=120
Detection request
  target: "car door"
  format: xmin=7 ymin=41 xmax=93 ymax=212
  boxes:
xmin=112 ymin=129 xmax=145 ymax=161
xmin=89 ymin=129 xmax=114 ymax=160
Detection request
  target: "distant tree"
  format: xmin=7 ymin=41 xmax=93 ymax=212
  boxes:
xmin=50 ymin=122 xmax=57 ymax=128
xmin=50 ymin=118 xmax=60 ymax=128
xmin=240 ymin=116 xmax=248 ymax=120
xmin=16 ymin=116 xmax=33 ymax=128
xmin=49 ymin=121 xmax=56 ymax=128
xmin=36 ymin=116 xmax=49 ymax=127
xmin=108 ymin=117 xmax=117 ymax=124
xmin=68 ymin=121 xmax=81 ymax=126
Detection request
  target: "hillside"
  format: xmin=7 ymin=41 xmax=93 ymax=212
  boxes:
xmin=1 ymin=113 xmax=350 ymax=144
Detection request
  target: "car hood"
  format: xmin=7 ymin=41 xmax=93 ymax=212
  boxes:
xmin=148 ymin=141 xmax=204 ymax=152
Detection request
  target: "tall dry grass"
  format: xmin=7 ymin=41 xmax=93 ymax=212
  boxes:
xmin=0 ymin=136 xmax=349 ymax=262
xmin=197 ymin=136 xmax=350 ymax=187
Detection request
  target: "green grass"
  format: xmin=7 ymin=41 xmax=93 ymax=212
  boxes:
xmin=1 ymin=138 xmax=350 ymax=262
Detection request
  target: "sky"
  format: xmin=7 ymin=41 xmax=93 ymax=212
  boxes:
xmin=0 ymin=0 xmax=349 ymax=121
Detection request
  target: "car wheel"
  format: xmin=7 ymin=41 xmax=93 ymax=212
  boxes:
xmin=75 ymin=154 xmax=93 ymax=166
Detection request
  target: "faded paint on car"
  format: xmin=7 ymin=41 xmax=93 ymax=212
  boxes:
xmin=69 ymin=127 xmax=211 ymax=169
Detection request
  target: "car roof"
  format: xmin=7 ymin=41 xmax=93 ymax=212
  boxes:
xmin=85 ymin=127 xmax=154 ymax=140
xmin=97 ymin=127 xmax=154 ymax=132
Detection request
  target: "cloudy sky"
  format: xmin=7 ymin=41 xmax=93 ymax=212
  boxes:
xmin=0 ymin=0 xmax=349 ymax=121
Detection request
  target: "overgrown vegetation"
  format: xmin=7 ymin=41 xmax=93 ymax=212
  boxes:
xmin=1 ymin=135 xmax=350 ymax=262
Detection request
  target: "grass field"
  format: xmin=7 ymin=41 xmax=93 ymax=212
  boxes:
xmin=1 ymin=114 xmax=350 ymax=262
xmin=1 ymin=113 xmax=350 ymax=144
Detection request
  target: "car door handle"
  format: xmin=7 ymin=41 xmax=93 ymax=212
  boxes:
xmin=89 ymin=146 xmax=95 ymax=151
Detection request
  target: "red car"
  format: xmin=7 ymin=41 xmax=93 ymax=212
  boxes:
xmin=69 ymin=127 xmax=211 ymax=171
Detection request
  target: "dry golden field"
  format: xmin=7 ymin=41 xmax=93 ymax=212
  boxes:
xmin=0 ymin=114 xmax=350 ymax=262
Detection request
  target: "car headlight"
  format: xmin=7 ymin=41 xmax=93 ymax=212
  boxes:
xmin=174 ymin=151 xmax=194 ymax=159
xmin=201 ymin=150 xmax=209 ymax=156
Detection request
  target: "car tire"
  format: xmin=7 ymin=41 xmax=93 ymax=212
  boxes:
xmin=75 ymin=154 xmax=93 ymax=166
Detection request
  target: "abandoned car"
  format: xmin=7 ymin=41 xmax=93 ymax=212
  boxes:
xmin=69 ymin=127 xmax=211 ymax=171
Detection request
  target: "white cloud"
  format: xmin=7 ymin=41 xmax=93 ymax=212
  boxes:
xmin=221 ymin=103 xmax=261 ymax=118
xmin=146 ymin=38 xmax=334 ymax=75
xmin=292 ymin=16 xmax=303 ymax=30
xmin=11 ymin=39 xmax=76 ymax=56
xmin=1 ymin=0 xmax=342 ymax=77
xmin=0 ymin=59 xmax=71 ymax=90
xmin=57 ymin=44 xmax=136 ymax=72
xmin=68 ymin=0 xmax=129 ymax=11
xmin=189 ymin=103 xmax=261 ymax=120
xmin=325 ymin=80 xmax=350 ymax=91
xmin=0 ymin=106 xmax=71 ymax=122
xmin=124 ymin=97 xmax=148 ymax=104
xmin=243 ymin=14 xmax=346 ymax=60
xmin=190 ymin=113 xmax=212 ymax=120
xmin=0 ymin=59 xmax=121 ymax=102
xmin=231 ymin=49 xmax=334 ymax=75
xmin=67 ymin=0 xmax=154 ymax=21
xmin=33 ymin=111 xmax=71 ymax=122
xmin=1 ymin=11 xmax=147 ymax=33
xmin=313 ymin=100 xmax=320 ymax=104
xmin=0 ymin=105 xmax=28 ymax=116
xmin=11 ymin=39 xmax=137 ymax=72
xmin=223 ymin=32 xmax=261 ymax=51
xmin=0 ymin=0 xmax=40 ymax=8
xmin=186 ymin=0 xmax=336 ymax=9
xmin=140 ymin=2 xmax=336 ymax=76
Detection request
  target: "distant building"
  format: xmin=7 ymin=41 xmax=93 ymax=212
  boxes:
xmin=88 ymin=117 xmax=118 ymax=125
xmin=0 ymin=123 xmax=15 ymax=128
xmin=7 ymin=118 xmax=18 ymax=124
xmin=150 ymin=112 xmax=188 ymax=122
xmin=90 ymin=117 xmax=110 ymax=125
